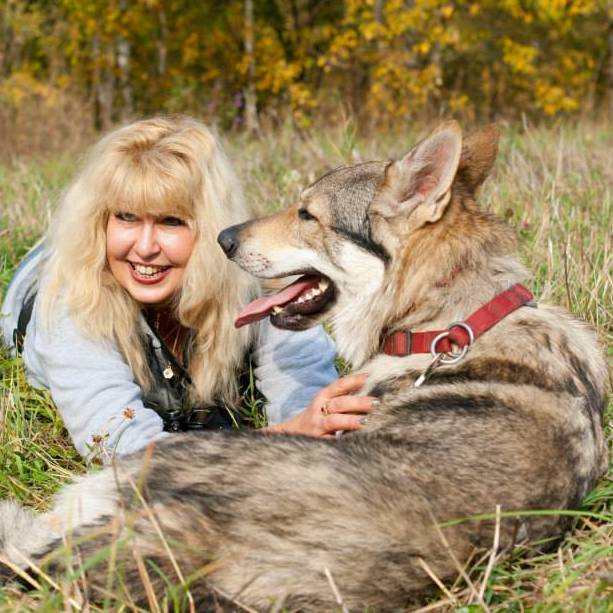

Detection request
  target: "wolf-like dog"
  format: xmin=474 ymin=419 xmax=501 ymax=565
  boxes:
xmin=0 ymin=123 xmax=608 ymax=611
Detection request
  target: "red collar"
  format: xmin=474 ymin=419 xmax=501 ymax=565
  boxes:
xmin=382 ymin=284 xmax=535 ymax=359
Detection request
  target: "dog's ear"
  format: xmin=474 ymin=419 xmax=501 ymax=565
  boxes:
xmin=380 ymin=121 xmax=462 ymax=223
xmin=456 ymin=124 xmax=500 ymax=194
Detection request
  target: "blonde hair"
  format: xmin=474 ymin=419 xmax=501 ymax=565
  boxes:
xmin=39 ymin=116 xmax=259 ymax=406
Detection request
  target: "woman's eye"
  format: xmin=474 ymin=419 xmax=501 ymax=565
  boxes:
xmin=298 ymin=208 xmax=316 ymax=222
xmin=115 ymin=212 xmax=138 ymax=222
xmin=161 ymin=216 xmax=186 ymax=227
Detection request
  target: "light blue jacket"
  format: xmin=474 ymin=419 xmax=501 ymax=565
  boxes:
xmin=1 ymin=245 xmax=337 ymax=459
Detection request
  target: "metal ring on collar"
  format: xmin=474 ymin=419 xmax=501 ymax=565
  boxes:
xmin=430 ymin=321 xmax=475 ymax=365
xmin=447 ymin=321 xmax=475 ymax=346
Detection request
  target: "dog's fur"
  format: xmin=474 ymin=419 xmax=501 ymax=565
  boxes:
xmin=0 ymin=123 xmax=608 ymax=610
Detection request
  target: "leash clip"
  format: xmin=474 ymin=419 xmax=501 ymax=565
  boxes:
xmin=414 ymin=353 xmax=443 ymax=387
xmin=431 ymin=321 xmax=474 ymax=365
xmin=416 ymin=321 xmax=475 ymax=387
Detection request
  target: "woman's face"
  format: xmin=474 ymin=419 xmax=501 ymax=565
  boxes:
xmin=106 ymin=212 xmax=195 ymax=305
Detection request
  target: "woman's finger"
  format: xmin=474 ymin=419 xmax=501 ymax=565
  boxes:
xmin=315 ymin=373 xmax=368 ymax=403
xmin=322 ymin=413 xmax=365 ymax=434
xmin=322 ymin=396 xmax=378 ymax=415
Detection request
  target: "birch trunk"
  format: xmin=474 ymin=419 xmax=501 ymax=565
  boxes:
xmin=244 ymin=0 xmax=260 ymax=134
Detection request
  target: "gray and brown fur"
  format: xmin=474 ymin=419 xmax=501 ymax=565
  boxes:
xmin=0 ymin=123 xmax=608 ymax=611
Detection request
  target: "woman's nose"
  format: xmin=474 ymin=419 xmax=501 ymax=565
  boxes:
xmin=134 ymin=221 xmax=161 ymax=258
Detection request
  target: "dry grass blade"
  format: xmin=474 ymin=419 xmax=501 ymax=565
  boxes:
xmin=416 ymin=557 xmax=457 ymax=606
xmin=411 ymin=596 xmax=457 ymax=613
xmin=9 ymin=550 xmax=83 ymax=610
xmin=131 ymin=542 xmax=162 ymax=613
xmin=323 ymin=566 xmax=349 ymax=613
xmin=477 ymin=504 xmax=502 ymax=601
xmin=0 ymin=555 xmax=43 ymax=591
xmin=432 ymin=519 xmax=490 ymax=612
xmin=116 ymin=452 xmax=197 ymax=613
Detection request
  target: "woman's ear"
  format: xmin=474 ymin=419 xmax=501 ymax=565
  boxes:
xmin=379 ymin=121 xmax=462 ymax=223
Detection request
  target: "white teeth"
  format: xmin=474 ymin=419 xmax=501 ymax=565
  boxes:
xmin=318 ymin=279 xmax=329 ymax=291
xmin=271 ymin=306 xmax=283 ymax=315
xmin=297 ymin=286 xmax=324 ymax=304
xmin=134 ymin=264 xmax=167 ymax=276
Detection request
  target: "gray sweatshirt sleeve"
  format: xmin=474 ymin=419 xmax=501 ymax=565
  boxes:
xmin=1 ymin=246 xmax=168 ymax=460
xmin=253 ymin=321 xmax=338 ymax=425
xmin=22 ymin=300 xmax=167 ymax=460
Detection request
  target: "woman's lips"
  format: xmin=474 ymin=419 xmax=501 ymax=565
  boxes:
xmin=128 ymin=262 xmax=172 ymax=285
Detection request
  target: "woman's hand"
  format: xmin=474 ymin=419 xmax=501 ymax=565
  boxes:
xmin=264 ymin=373 xmax=378 ymax=438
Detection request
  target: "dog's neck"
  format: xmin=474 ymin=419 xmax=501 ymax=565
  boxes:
xmin=330 ymin=204 xmax=528 ymax=367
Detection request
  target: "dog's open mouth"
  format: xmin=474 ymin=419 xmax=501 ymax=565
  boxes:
xmin=235 ymin=274 xmax=336 ymax=330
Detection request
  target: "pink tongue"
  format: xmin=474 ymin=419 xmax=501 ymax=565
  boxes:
xmin=235 ymin=275 xmax=320 ymax=328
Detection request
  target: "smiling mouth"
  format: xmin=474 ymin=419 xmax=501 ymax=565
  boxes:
xmin=129 ymin=262 xmax=171 ymax=278
xmin=235 ymin=273 xmax=336 ymax=330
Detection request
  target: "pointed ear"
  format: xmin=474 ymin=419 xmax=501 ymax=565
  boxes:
xmin=456 ymin=124 xmax=500 ymax=193
xmin=381 ymin=121 xmax=462 ymax=222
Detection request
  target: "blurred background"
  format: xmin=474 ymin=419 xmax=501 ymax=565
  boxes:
xmin=1 ymin=0 xmax=611 ymax=161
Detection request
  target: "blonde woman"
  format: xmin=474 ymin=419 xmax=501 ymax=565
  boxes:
xmin=1 ymin=117 xmax=374 ymax=460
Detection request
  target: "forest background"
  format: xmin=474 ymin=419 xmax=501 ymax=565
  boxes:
xmin=1 ymin=0 xmax=612 ymax=160
xmin=0 ymin=0 xmax=612 ymax=610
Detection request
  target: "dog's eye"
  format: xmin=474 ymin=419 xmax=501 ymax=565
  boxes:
xmin=298 ymin=208 xmax=316 ymax=222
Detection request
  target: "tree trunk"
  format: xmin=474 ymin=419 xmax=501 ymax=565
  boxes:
xmin=243 ymin=0 xmax=260 ymax=134
xmin=607 ymin=20 xmax=613 ymax=121
xmin=92 ymin=33 xmax=114 ymax=131
xmin=117 ymin=0 xmax=134 ymax=121
xmin=1 ymin=0 xmax=14 ymax=78
xmin=157 ymin=4 xmax=168 ymax=77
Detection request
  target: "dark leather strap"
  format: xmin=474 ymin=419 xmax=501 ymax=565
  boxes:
xmin=142 ymin=322 xmax=262 ymax=432
xmin=13 ymin=289 xmax=37 ymax=355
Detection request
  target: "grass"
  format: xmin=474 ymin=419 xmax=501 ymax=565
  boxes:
xmin=0 ymin=119 xmax=612 ymax=611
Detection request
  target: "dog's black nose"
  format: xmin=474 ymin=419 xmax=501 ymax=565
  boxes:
xmin=217 ymin=226 xmax=239 ymax=259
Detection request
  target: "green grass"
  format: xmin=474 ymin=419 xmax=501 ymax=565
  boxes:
xmin=0 ymin=120 xmax=611 ymax=611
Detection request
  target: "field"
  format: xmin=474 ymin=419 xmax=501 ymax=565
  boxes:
xmin=0 ymin=120 xmax=611 ymax=611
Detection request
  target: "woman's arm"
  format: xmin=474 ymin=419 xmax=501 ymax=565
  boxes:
xmin=23 ymin=300 xmax=168 ymax=461
xmin=252 ymin=321 xmax=338 ymax=424
xmin=265 ymin=372 xmax=376 ymax=437
xmin=252 ymin=322 xmax=375 ymax=436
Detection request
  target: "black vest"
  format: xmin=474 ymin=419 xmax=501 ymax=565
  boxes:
xmin=141 ymin=317 xmax=263 ymax=432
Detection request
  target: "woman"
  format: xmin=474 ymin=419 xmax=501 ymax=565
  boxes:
xmin=1 ymin=116 xmax=373 ymax=461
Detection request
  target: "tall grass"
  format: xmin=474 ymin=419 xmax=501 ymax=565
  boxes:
xmin=0 ymin=120 xmax=611 ymax=611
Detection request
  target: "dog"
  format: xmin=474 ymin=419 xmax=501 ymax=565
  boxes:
xmin=0 ymin=122 xmax=608 ymax=611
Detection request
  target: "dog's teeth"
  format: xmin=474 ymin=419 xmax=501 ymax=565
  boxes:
xmin=318 ymin=279 xmax=329 ymax=291
xmin=295 ymin=286 xmax=324 ymax=305
xmin=271 ymin=306 xmax=283 ymax=315
xmin=305 ymin=288 xmax=321 ymax=300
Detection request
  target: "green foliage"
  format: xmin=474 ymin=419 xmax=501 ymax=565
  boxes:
xmin=0 ymin=0 xmax=611 ymax=152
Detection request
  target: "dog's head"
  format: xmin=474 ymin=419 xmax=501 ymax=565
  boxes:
xmin=218 ymin=122 xmax=499 ymax=336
